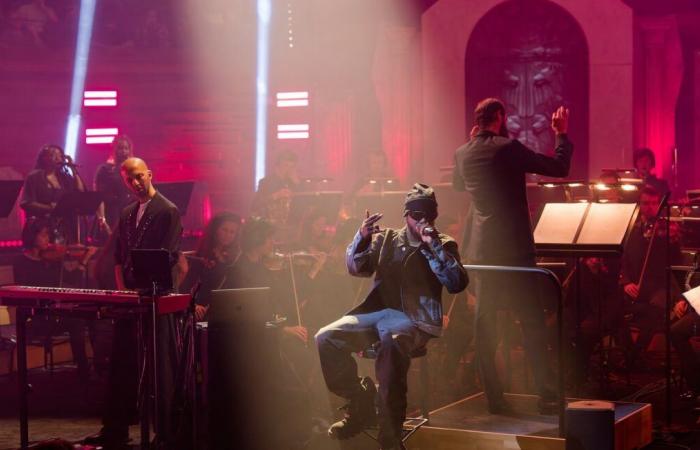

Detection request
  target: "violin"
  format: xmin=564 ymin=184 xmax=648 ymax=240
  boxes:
xmin=40 ymin=243 xmax=94 ymax=262
xmin=642 ymin=218 xmax=681 ymax=243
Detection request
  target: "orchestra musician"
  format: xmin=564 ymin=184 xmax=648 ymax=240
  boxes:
xmin=563 ymin=257 xmax=623 ymax=385
xmin=94 ymin=135 xmax=134 ymax=232
xmin=633 ymin=147 xmax=670 ymax=196
xmin=453 ymin=98 xmax=572 ymax=414
xmin=20 ymin=144 xmax=85 ymax=243
xmin=251 ymin=150 xmax=300 ymax=225
xmin=620 ymin=186 xmax=683 ymax=368
xmin=179 ymin=211 xmax=242 ymax=321
xmin=671 ymin=280 xmax=700 ymax=406
xmin=220 ymin=216 xmax=317 ymax=448
xmin=84 ymin=157 xmax=183 ymax=449
xmin=315 ymin=183 xmax=467 ymax=450
xmin=12 ymin=217 xmax=96 ymax=381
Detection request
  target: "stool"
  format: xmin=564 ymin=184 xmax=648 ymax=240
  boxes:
xmin=357 ymin=341 xmax=430 ymax=447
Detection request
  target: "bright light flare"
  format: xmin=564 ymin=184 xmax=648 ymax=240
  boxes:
xmin=63 ymin=0 xmax=97 ymax=160
xmin=254 ymin=0 xmax=272 ymax=189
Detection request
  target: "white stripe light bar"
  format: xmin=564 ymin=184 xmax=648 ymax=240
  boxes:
xmin=276 ymin=91 xmax=309 ymax=107
xmin=84 ymin=91 xmax=118 ymax=107
xmin=85 ymin=127 xmax=118 ymax=145
xmin=277 ymin=123 xmax=309 ymax=140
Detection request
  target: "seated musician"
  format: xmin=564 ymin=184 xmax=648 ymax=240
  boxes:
xmin=20 ymin=144 xmax=85 ymax=243
xmin=620 ymin=186 xmax=683 ymax=367
xmin=633 ymin=147 xmax=670 ymax=196
xmin=563 ymin=257 xmax=624 ymax=385
xmin=671 ymin=297 xmax=700 ymax=407
xmin=315 ymin=183 xmax=468 ymax=450
xmin=12 ymin=217 xmax=96 ymax=381
xmin=250 ymin=150 xmax=301 ymax=224
xmin=221 ymin=216 xmax=308 ymax=343
xmin=353 ymin=149 xmax=398 ymax=194
xmin=179 ymin=211 xmax=242 ymax=321
xmin=221 ymin=216 xmax=317 ymax=447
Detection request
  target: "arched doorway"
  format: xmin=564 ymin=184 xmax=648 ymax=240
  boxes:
xmin=465 ymin=0 xmax=589 ymax=179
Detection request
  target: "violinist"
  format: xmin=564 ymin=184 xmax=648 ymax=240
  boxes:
xmin=633 ymin=148 xmax=670 ymax=196
xmin=222 ymin=217 xmax=307 ymax=341
xmin=12 ymin=217 xmax=96 ymax=381
xmin=179 ymin=212 xmax=242 ymax=321
xmin=20 ymin=144 xmax=85 ymax=243
xmin=620 ymin=186 xmax=682 ymax=367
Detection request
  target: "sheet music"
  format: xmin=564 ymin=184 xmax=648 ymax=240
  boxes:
xmin=534 ymin=203 xmax=588 ymax=244
xmin=683 ymin=285 xmax=700 ymax=314
xmin=577 ymin=203 xmax=636 ymax=245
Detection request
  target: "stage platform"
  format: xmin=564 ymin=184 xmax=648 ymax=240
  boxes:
xmin=406 ymin=392 xmax=652 ymax=450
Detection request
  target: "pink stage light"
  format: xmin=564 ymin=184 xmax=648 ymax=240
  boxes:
xmin=276 ymin=91 xmax=309 ymax=107
xmin=85 ymin=127 xmax=118 ymax=144
xmin=277 ymin=124 xmax=309 ymax=139
xmin=277 ymin=124 xmax=309 ymax=131
xmin=83 ymin=99 xmax=117 ymax=107
xmin=86 ymin=128 xmax=119 ymax=136
xmin=84 ymin=90 xmax=117 ymax=98
xmin=277 ymin=131 xmax=309 ymax=139
xmin=86 ymin=136 xmax=116 ymax=144
xmin=0 ymin=240 xmax=23 ymax=248
xmin=83 ymin=90 xmax=118 ymax=107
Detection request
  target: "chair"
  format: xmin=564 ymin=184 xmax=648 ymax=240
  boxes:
xmin=357 ymin=341 xmax=430 ymax=447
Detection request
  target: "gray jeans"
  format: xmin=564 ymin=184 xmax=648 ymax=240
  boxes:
xmin=315 ymin=308 xmax=430 ymax=443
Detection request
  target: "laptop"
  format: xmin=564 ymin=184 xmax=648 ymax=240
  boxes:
xmin=209 ymin=287 xmax=272 ymax=326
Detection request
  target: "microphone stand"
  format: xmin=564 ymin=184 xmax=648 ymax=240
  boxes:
xmin=664 ymin=198 xmax=672 ymax=428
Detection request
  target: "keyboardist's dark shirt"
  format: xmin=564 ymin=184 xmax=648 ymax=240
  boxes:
xmin=12 ymin=254 xmax=61 ymax=287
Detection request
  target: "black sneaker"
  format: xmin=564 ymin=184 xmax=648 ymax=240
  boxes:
xmin=82 ymin=432 xmax=130 ymax=449
xmin=328 ymin=377 xmax=377 ymax=440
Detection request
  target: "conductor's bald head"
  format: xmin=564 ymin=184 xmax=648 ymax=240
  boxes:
xmin=121 ymin=157 xmax=155 ymax=201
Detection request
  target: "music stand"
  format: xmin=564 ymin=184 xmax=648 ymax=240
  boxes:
xmin=155 ymin=182 xmax=195 ymax=217
xmin=0 ymin=180 xmax=23 ymax=218
xmin=534 ymin=202 xmax=638 ymax=396
xmin=287 ymin=191 xmax=343 ymax=224
xmin=51 ymin=191 xmax=104 ymax=245
xmin=534 ymin=202 xmax=638 ymax=256
xmin=131 ymin=249 xmax=173 ymax=295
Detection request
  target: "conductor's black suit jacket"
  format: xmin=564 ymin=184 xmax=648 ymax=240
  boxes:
xmin=454 ymin=130 xmax=573 ymax=266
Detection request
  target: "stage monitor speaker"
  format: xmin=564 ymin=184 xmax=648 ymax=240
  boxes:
xmin=565 ymin=400 xmax=615 ymax=450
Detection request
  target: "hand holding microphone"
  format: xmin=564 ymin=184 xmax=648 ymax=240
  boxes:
xmin=420 ymin=224 xmax=439 ymax=245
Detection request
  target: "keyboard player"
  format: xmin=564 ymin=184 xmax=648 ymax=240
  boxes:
xmin=84 ymin=157 xmax=183 ymax=449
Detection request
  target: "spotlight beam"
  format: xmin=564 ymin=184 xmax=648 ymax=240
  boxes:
xmin=64 ymin=0 xmax=97 ymax=160
xmin=254 ymin=0 xmax=272 ymax=189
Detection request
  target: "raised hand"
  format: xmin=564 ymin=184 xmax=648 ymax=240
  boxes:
xmin=360 ymin=209 xmax=383 ymax=239
xmin=551 ymin=106 xmax=570 ymax=134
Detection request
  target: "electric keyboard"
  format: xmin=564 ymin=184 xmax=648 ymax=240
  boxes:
xmin=0 ymin=285 xmax=191 ymax=315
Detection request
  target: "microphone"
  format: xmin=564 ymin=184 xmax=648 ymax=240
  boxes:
xmin=421 ymin=226 xmax=437 ymax=237
xmin=60 ymin=161 xmax=81 ymax=168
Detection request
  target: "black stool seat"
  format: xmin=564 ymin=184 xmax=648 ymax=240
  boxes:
xmin=359 ymin=341 xmax=428 ymax=360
